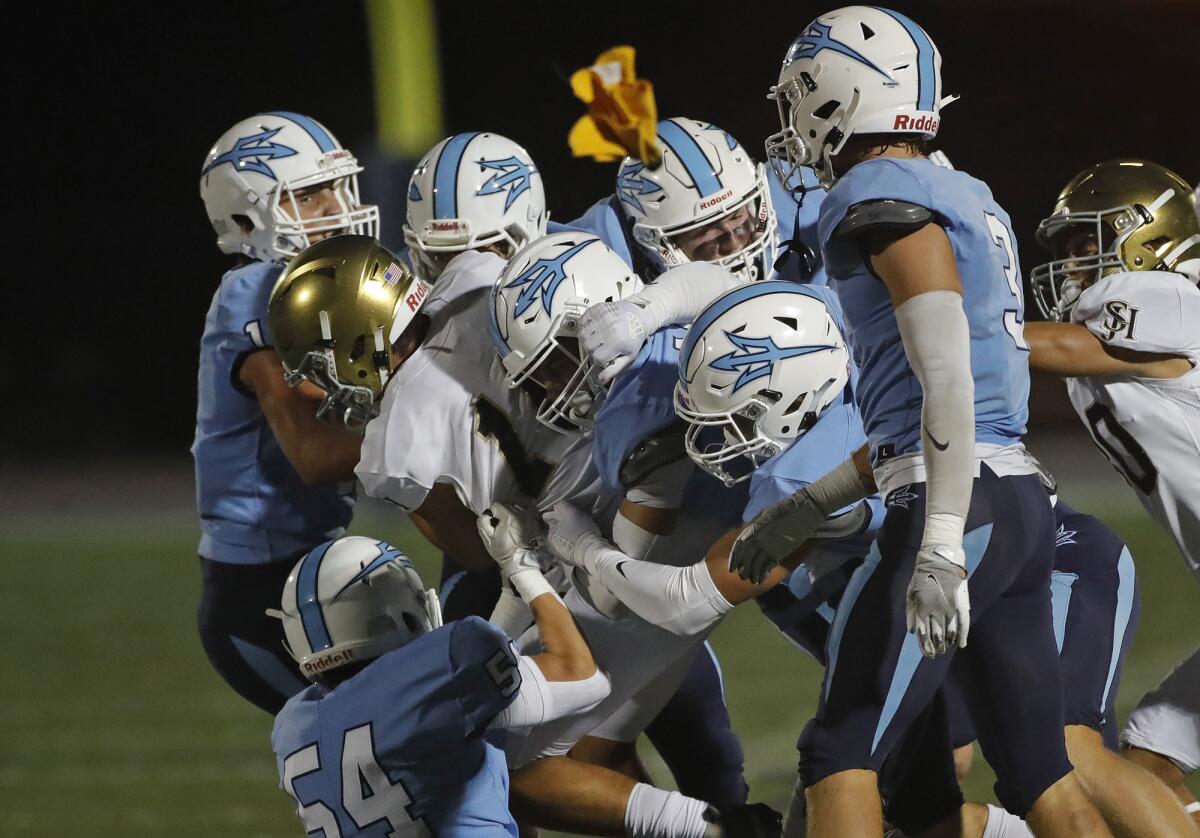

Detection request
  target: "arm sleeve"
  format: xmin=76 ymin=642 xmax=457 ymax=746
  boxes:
xmin=893 ymin=290 xmax=975 ymax=552
xmin=490 ymin=656 xmax=611 ymax=728
xmin=631 ymin=262 xmax=742 ymax=328
xmin=577 ymin=533 xmax=734 ymax=636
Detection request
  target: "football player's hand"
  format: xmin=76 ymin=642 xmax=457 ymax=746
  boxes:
xmin=905 ymin=544 xmax=970 ymax=658
xmin=729 ymin=488 xmax=827 ymax=584
xmin=544 ymin=501 xmax=601 ymax=568
xmin=477 ymin=503 xmax=544 ymax=564
xmin=579 ymin=300 xmax=655 ymax=384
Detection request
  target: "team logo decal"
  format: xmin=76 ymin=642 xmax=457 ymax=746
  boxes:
xmin=886 ymin=485 xmax=919 ymax=510
xmin=710 ymin=332 xmax=837 ymax=392
xmin=476 ymin=156 xmax=537 ymax=211
xmin=784 ymin=21 xmax=893 ymax=81
xmin=1054 ymin=524 xmax=1078 ymax=548
xmin=202 ymin=127 xmax=298 ymax=180
xmin=504 ymin=239 xmax=596 ymax=317
xmin=616 ymin=162 xmax=664 ymax=214
xmin=332 ymin=542 xmax=412 ymax=600
xmin=1099 ymin=299 xmax=1140 ymax=342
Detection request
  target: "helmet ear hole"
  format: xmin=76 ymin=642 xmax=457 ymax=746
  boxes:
xmin=348 ymin=334 xmax=367 ymax=363
xmin=812 ymin=100 xmax=841 ymax=120
xmin=402 ymin=612 xmax=422 ymax=634
xmin=232 ymin=214 xmax=255 ymax=235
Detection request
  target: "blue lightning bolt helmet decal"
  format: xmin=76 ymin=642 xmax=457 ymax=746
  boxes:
xmin=784 ymin=20 xmax=893 ymax=81
xmin=202 ymin=127 xmax=298 ymax=180
xmin=476 ymin=156 xmax=537 ymax=211
xmin=408 ymin=180 xmax=422 ymax=202
xmin=710 ymin=332 xmax=838 ymax=392
xmin=504 ymin=238 xmax=597 ymax=317
xmin=616 ymin=162 xmax=664 ymax=213
xmin=332 ymin=542 xmax=413 ymax=601
xmin=702 ymin=123 xmax=739 ymax=151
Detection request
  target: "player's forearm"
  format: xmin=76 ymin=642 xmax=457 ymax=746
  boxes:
xmin=894 ymin=290 xmax=975 ymax=551
xmin=528 ymin=593 xmax=598 ymax=682
xmin=1026 ymin=321 xmax=1188 ymax=378
xmin=630 ymin=262 xmax=741 ymax=327
xmin=576 ymin=532 xmax=735 ymax=636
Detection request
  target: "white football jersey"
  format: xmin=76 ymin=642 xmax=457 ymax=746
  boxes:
xmin=356 ymin=250 xmax=572 ymax=514
xmin=1066 ymin=270 xmax=1200 ymax=579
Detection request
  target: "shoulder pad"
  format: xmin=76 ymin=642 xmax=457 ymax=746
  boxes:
xmin=618 ymin=420 xmax=688 ymax=489
xmin=834 ymin=200 xmax=933 ymax=239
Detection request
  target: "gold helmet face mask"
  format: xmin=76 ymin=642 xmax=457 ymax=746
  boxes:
xmin=268 ymin=235 xmax=431 ymax=430
xmin=1031 ymin=160 xmax=1200 ymax=321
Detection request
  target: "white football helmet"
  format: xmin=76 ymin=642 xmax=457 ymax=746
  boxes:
xmin=765 ymin=6 xmax=954 ymax=187
xmin=675 ymin=281 xmax=850 ymax=486
xmin=491 ymin=232 xmax=642 ymax=433
xmin=275 ymin=536 xmax=442 ymax=683
xmin=404 ymin=132 xmax=549 ymax=282
xmin=200 ymin=112 xmax=379 ymax=263
xmin=617 ymin=118 xmax=778 ymax=283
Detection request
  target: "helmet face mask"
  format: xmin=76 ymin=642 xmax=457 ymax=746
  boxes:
xmin=675 ymin=282 xmax=850 ymax=485
xmin=1031 ymin=160 xmax=1200 ymax=321
xmin=619 ymin=118 xmax=778 ymax=284
xmin=200 ymin=112 xmax=379 ymax=263
xmin=275 ymin=537 xmax=442 ymax=685
xmin=491 ymin=233 xmax=643 ymax=434
xmin=404 ymin=132 xmax=548 ymax=283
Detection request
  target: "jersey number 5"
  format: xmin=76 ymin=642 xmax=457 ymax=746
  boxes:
xmin=983 ymin=212 xmax=1029 ymax=351
xmin=282 ymin=723 xmax=431 ymax=837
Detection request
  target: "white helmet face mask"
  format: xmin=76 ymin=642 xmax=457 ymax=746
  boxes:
xmin=617 ymin=118 xmax=777 ymax=283
xmin=491 ymin=232 xmax=643 ymax=434
xmin=765 ymin=6 xmax=952 ymax=188
xmin=675 ymin=281 xmax=850 ymax=486
xmin=275 ymin=536 xmax=442 ymax=683
xmin=404 ymin=132 xmax=549 ymax=283
xmin=200 ymin=112 xmax=379 ymax=263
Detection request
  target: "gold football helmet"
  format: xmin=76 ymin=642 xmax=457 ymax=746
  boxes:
xmin=268 ymin=235 xmax=431 ymax=429
xmin=1031 ymin=160 xmax=1199 ymax=320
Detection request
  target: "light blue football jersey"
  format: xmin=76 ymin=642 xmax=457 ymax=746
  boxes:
xmin=817 ymin=157 xmax=1030 ymax=461
xmin=561 ymin=196 xmax=636 ymax=268
xmin=192 ymin=260 xmax=355 ymax=565
xmin=272 ymin=617 xmax=520 ymax=838
xmin=768 ymin=165 xmax=828 ymax=286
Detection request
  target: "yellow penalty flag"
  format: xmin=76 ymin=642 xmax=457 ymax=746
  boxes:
xmin=568 ymin=46 xmax=661 ymax=167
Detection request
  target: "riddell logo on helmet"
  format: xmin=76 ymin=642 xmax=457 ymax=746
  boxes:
xmin=699 ymin=189 xmax=734 ymax=211
xmin=429 ymin=220 xmax=467 ymax=233
xmin=893 ymin=114 xmax=939 ymax=132
xmin=406 ymin=280 xmax=430 ymax=312
xmin=304 ymin=648 xmax=354 ymax=674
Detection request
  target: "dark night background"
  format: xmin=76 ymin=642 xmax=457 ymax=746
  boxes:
xmin=10 ymin=0 xmax=1197 ymax=464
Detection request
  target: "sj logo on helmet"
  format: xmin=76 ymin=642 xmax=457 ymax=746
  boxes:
xmin=893 ymin=114 xmax=940 ymax=132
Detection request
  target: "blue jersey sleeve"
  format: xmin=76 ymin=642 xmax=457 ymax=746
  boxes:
xmin=214 ymin=260 xmax=280 ymax=353
xmin=567 ymin=196 xmax=635 ymax=268
xmin=446 ymin=617 xmax=521 ymax=736
xmin=591 ymin=327 xmax=685 ymax=492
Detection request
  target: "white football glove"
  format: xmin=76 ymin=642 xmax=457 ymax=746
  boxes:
xmin=544 ymin=501 xmax=602 ymax=569
xmin=905 ymin=544 xmax=970 ymax=658
xmin=578 ymin=300 xmax=657 ymax=384
xmin=478 ymin=504 xmax=556 ymax=603
xmin=729 ymin=488 xmax=828 ymax=584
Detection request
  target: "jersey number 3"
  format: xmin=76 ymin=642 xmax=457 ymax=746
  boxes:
xmin=282 ymin=723 xmax=431 ymax=837
xmin=984 ymin=212 xmax=1029 ymax=351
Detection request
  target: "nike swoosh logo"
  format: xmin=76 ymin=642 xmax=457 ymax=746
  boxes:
xmin=616 ymin=562 xmax=629 ymax=579
xmin=924 ymin=426 xmax=949 ymax=451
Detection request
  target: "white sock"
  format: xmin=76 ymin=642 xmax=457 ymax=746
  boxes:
xmin=1185 ymin=801 xmax=1200 ymax=815
xmin=982 ymin=804 xmax=1034 ymax=838
xmin=624 ymin=782 xmax=710 ymax=838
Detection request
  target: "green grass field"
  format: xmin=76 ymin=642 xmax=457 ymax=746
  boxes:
xmin=2 ymin=463 xmax=1197 ymax=836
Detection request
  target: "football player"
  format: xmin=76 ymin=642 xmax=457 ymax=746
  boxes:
xmin=193 ymin=111 xmax=377 ymax=713
xmin=568 ymin=117 xmax=825 ymax=285
xmin=1028 ymin=159 xmax=1200 ymax=827
xmin=269 ymin=527 xmax=610 ymax=836
xmin=756 ymin=7 xmax=1108 ymax=836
